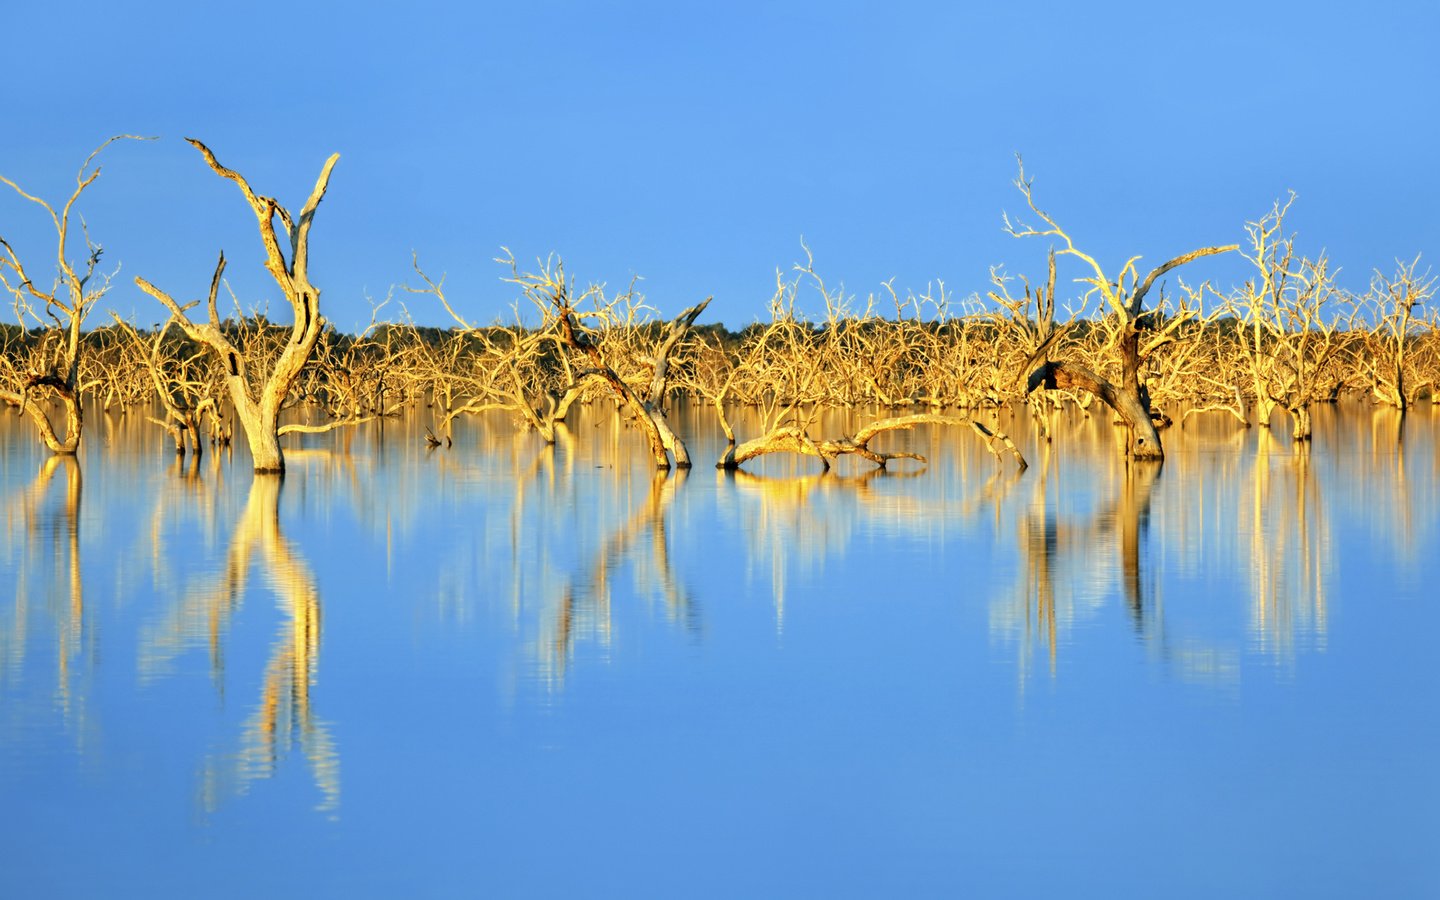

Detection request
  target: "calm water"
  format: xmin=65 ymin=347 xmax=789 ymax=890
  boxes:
xmin=1 ymin=401 xmax=1437 ymax=898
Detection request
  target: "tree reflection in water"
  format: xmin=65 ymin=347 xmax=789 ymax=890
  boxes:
xmin=993 ymin=409 xmax=1350 ymax=685
xmin=200 ymin=476 xmax=338 ymax=815
xmin=1 ymin=456 xmax=85 ymax=722
xmin=720 ymin=466 xmax=922 ymax=632
xmin=138 ymin=472 xmax=339 ymax=816
xmin=537 ymin=468 xmax=696 ymax=685
xmin=1 ymin=398 xmax=1431 ymax=835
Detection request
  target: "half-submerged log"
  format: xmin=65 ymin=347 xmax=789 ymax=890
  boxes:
xmin=717 ymin=412 xmax=1027 ymax=472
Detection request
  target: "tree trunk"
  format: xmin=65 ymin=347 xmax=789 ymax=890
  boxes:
xmin=134 ymin=141 xmax=338 ymax=475
xmin=1288 ymin=405 xmax=1312 ymax=441
xmin=1027 ymin=360 xmax=1164 ymax=459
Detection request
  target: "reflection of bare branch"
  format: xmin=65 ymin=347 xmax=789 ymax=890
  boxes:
xmin=136 ymin=475 xmax=339 ymax=815
xmin=994 ymin=436 xmax=1169 ymax=680
xmin=0 ymin=456 xmax=83 ymax=711
xmin=538 ymin=469 xmax=695 ymax=684
xmin=997 ymin=405 xmax=1342 ymax=684
xmin=991 ymin=442 xmax=1106 ymax=677
xmin=139 ymin=469 xmax=244 ymax=684
xmin=720 ymin=456 xmax=1026 ymax=634
xmin=219 ymin=477 xmax=337 ymax=812
xmin=1244 ymin=430 xmax=1330 ymax=657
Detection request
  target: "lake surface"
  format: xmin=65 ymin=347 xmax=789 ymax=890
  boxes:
xmin=2 ymin=401 xmax=1437 ymax=898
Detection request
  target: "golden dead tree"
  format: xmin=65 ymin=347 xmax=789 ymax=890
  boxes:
xmin=1005 ymin=159 xmax=1236 ymax=459
xmin=111 ymin=316 xmax=221 ymax=455
xmin=692 ymin=294 xmax=1027 ymax=470
xmin=499 ymin=254 xmax=711 ymax=468
xmin=407 ymin=254 xmax=592 ymax=444
xmin=987 ymin=249 xmax=1096 ymax=432
xmin=135 ymin=139 xmax=340 ymax=474
xmin=84 ymin=323 xmax=155 ymax=414
xmin=299 ymin=300 xmax=404 ymax=426
xmin=988 ymin=249 xmax=1064 ymax=389
xmin=0 ymin=135 xmax=149 ymax=453
xmin=1233 ymin=197 xmax=1348 ymax=440
xmin=717 ymin=411 xmax=1028 ymax=472
xmin=1351 ymin=255 xmax=1436 ymax=411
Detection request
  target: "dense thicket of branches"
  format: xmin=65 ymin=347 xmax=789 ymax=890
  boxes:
xmin=4 ymin=244 xmax=1432 ymax=468
xmin=4 ymin=153 xmax=1434 ymax=469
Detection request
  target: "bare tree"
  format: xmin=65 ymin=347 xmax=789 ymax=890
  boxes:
xmin=1006 ymin=160 xmax=1236 ymax=459
xmin=407 ymin=254 xmax=594 ymax=444
xmin=1233 ymin=197 xmax=1348 ymax=440
xmin=498 ymin=254 xmax=711 ymax=468
xmin=111 ymin=316 xmax=221 ymax=455
xmin=672 ymin=258 xmax=1029 ymax=472
xmin=1350 ymin=255 xmax=1436 ymax=411
xmin=135 ymin=139 xmax=339 ymax=474
xmin=0 ymin=135 xmax=149 ymax=452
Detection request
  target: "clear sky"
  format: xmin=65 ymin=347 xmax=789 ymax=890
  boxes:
xmin=3 ymin=0 xmax=1436 ymax=332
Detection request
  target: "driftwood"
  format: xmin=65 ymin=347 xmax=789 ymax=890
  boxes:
xmin=717 ymin=412 xmax=1027 ymax=471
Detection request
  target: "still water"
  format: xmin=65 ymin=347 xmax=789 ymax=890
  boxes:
xmin=1 ymin=402 xmax=1436 ymax=898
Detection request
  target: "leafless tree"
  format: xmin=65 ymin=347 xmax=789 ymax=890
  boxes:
xmin=135 ymin=139 xmax=340 ymax=473
xmin=1006 ymin=159 xmax=1236 ymax=459
xmin=111 ymin=316 xmax=222 ymax=455
xmin=1232 ymin=197 xmax=1348 ymax=440
xmin=500 ymin=254 xmax=711 ymax=468
xmin=1349 ymin=255 xmax=1436 ymax=411
xmin=0 ymin=135 xmax=149 ymax=452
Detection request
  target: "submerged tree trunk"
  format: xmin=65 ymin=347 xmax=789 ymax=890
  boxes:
xmin=4 ymin=377 xmax=84 ymax=454
xmin=555 ymin=296 xmax=711 ymax=469
xmin=717 ymin=412 xmax=1028 ymax=471
xmin=1287 ymin=405 xmax=1312 ymax=441
xmin=1026 ymin=361 xmax=1164 ymax=460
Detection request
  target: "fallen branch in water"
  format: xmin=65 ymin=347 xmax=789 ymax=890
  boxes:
xmin=717 ymin=412 xmax=1027 ymax=472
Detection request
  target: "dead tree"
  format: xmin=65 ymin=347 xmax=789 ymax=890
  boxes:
xmin=111 ymin=316 xmax=220 ymax=455
xmin=1006 ymin=160 xmax=1236 ymax=459
xmin=557 ymin=294 xmax=711 ymax=469
xmin=0 ymin=135 xmax=148 ymax=453
xmin=501 ymin=255 xmax=710 ymax=468
xmin=1352 ymin=256 xmax=1435 ymax=411
xmin=1233 ymin=197 xmax=1348 ymax=440
xmin=408 ymin=255 xmax=594 ymax=444
xmin=135 ymin=139 xmax=339 ymax=474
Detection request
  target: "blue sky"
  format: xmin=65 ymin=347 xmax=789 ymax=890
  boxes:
xmin=3 ymin=0 xmax=1436 ymax=332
